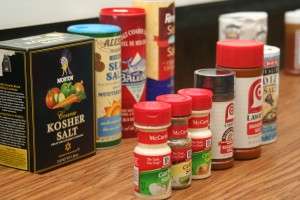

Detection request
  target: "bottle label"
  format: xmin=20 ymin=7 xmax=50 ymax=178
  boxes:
xmin=234 ymin=77 xmax=263 ymax=148
xmin=191 ymin=137 xmax=212 ymax=176
xmin=171 ymin=146 xmax=192 ymax=187
xmin=188 ymin=116 xmax=209 ymax=129
xmin=95 ymin=36 xmax=122 ymax=146
xmin=294 ymin=30 xmax=300 ymax=70
xmin=262 ymin=54 xmax=279 ymax=143
xmin=210 ymin=101 xmax=234 ymax=159
xmin=138 ymin=130 xmax=168 ymax=144
xmin=134 ymin=153 xmax=171 ymax=196
xmin=168 ymin=124 xmax=188 ymax=138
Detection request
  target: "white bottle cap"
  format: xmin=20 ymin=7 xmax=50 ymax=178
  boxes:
xmin=285 ymin=9 xmax=300 ymax=24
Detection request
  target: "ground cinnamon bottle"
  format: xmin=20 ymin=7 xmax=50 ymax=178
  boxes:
xmin=194 ymin=68 xmax=235 ymax=169
xmin=216 ymin=40 xmax=264 ymax=160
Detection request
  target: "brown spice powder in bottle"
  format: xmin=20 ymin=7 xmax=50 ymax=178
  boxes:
xmin=216 ymin=40 xmax=264 ymax=160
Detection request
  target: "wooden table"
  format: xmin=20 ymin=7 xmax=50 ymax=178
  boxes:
xmin=1 ymin=72 xmax=300 ymax=199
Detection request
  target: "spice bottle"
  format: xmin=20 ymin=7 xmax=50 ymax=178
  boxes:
xmin=216 ymin=40 xmax=264 ymax=160
xmin=194 ymin=68 xmax=235 ymax=170
xmin=284 ymin=10 xmax=300 ymax=75
xmin=178 ymin=88 xmax=212 ymax=180
xmin=262 ymin=45 xmax=280 ymax=144
xmin=100 ymin=8 xmax=147 ymax=138
xmin=134 ymin=101 xmax=172 ymax=199
xmin=156 ymin=94 xmax=192 ymax=189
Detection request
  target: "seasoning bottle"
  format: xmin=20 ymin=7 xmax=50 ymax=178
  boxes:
xmin=284 ymin=10 xmax=300 ymax=75
xmin=216 ymin=40 xmax=264 ymax=160
xmin=178 ymin=88 xmax=212 ymax=180
xmin=262 ymin=45 xmax=280 ymax=144
xmin=156 ymin=94 xmax=192 ymax=189
xmin=100 ymin=8 xmax=147 ymax=138
xmin=134 ymin=101 xmax=172 ymax=199
xmin=194 ymin=68 xmax=235 ymax=170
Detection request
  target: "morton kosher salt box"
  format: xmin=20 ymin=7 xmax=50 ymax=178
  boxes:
xmin=0 ymin=33 xmax=96 ymax=173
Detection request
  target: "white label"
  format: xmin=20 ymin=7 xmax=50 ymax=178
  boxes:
xmin=210 ymin=101 xmax=234 ymax=159
xmin=234 ymin=77 xmax=263 ymax=148
xmin=294 ymin=31 xmax=300 ymax=70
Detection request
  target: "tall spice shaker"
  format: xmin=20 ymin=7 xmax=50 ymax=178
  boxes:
xmin=133 ymin=0 xmax=175 ymax=100
xmin=134 ymin=101 xmax=172 ymax=199
xmin=100 ymin=8 xmax=147 ymax=138
xmin=178 ymin=88 xmax=212 ymax=179
xmin=67 ymin=24 xmax=122 ymax=148
xmin=216 ymin=40 xmax=264 ymax=160
xmin=194 ymin=68 xmax=235 ymax=170
xmin=262 ymin=45 xmax=280 ymax=144
xmin=156 ymin=94 xmax=192 ymax=189
xmin=284 ymin=9 xmax=300 ymax=75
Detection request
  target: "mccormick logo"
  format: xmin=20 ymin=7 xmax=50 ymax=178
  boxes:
xmin=225 ymin=103 xmax=234 ymax=123
xmin=265 ymin=59 xmax=278 ymax=67
xmin=248 ymin=79 xmax=262 ymax=113
xmin=121 ymin=53 xmax=146 ymax=84
xmin=57 ymin=48 xmax=74 ymax=84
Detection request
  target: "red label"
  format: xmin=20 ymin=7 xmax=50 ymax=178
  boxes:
xmin=188 ymin=116 xmax=209 ymax=128
xmin=265 ymin=59 xmax=278 ymax=67
xmin=138 ymin=130 xmax=168 ymax=144
xmin=134 ymin=153 xmax=171 ymax=171
xmin=247 ymin=119 xmax=262 ymax=135
xmin=157 ymin=3 xmax=175 ymax=80
xmin=100 ymin=13 xmax=146 ymax=138
xmin=191 ymin=137 xmax=212 ymax=152
xmin=218 ymin=127 xmax=233 ymax=154
xmin=225 ymin=103 xmax=234 ymax=123
xmin=171 ymin=146 xmax=192 ymax=164
xmin=167 ymin=125 xmax=188 ymax=138
xmin=248 ymin=79 xmax=262 ymax=113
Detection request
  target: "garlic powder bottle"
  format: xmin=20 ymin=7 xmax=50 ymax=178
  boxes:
xmin=134 ymin=101 xmax=172 ymax=199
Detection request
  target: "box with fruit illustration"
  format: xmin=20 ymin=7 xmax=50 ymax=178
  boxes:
xmin=0 ymin=33 xmax=95 ymax=173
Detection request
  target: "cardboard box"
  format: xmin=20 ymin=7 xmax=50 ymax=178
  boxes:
xmin=0 ymin=33 xmax=95 ymax=173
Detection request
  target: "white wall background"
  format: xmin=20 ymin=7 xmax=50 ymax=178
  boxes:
xmin=0 ymin=0 xmax=225 ymax=30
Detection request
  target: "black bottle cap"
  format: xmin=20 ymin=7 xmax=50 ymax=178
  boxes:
xmin=194 ymin=68 xmax=235 ymax=100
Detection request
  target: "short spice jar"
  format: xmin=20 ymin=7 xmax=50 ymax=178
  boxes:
xmin=178 ymin=88 xmax=212 ymax=180
xmin=216 ymin=40 xmax=264 ymax=160
xmin=133 ymin=101 xmax=172 ymax=199
xmin=156 ymin=94 xmax=193 ymax=189
xmin=194 ymin=68 xmax=235 ymax=170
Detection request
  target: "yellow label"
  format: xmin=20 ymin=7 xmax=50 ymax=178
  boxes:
xmin=171 ymin=160 xmax=192 ymax=187
xmin=0 ymin=144 xmax=27 ymax=170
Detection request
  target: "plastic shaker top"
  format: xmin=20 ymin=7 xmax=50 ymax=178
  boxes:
xmin=156 ymin=94 xmax=192 ymax=117
xmin=178 ymin=88 xmax=212 ymax=111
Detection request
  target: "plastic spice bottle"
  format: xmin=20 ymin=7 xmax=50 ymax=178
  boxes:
xmin=133 ymin=101 xmax=172 ymax=199
xmin=178 ymin=88 xmax=212 ymax=180
xmin=194 ymin=68 xmax=235 ymax=170
xmin=284 ymin=10 xmax=300 ymax=75
xmin=156 ymin=94 xmax=192 ymax=189
xmin=216 ymin=40 xmax=264 ymax=160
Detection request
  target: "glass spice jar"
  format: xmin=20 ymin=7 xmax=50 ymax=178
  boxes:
xmin=156 ymin=94 xmax=193 ymax=189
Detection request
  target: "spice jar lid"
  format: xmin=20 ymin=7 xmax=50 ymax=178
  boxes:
xmin=177 ymin=88 xmax=212 ymax=111
xmin=156 ymin=94 xmax=192 ymax=117
xmin=216 ymin=40 xmax=264 ymax=68
xmin=194 ymin=68 xmax=235 ymax=98
xmin=100 ymin=7 xmax=145 ymax=16
xmin=67 ymin=24 xmax=121 ymax=37
xmin=134 ymin=101 xmax=171 ymax=126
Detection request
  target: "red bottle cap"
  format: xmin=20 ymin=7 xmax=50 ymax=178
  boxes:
xmin=134 ymin=101 xmax=171 ymax=126
xmin=100 ymin=7 xmax=145 ymax=16
xmin=216 ymin=40 xmax=264 ymax=68
xmin=156 ymin=94 xmax=192 ymax=117
xmin=178 ymin=88 xmax=212 ymax=111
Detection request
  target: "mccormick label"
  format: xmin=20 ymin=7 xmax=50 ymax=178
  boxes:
xmin=138 ymin=130 xmax=168 ymax=144
xmin=210 ymin=101 xmax=234 ymax=159
xmin=95 ymin=36 xmax=122 ymax=147
xmin=188 ymin=116 xmax=209 ymax=129
xmin=190 ymin=137 xmax=212 ymax=177
xmin=134 ymin=153 xmax=171 ymax=196
xmin=262 ymin=53 xmax=279 ymax=143
xmin=120 ymin=17 xmax=146 ymax=138
xmin=133 ymin=0 xmax=175 ymax=100
xmin=168 ymin=124 xmax=188 ymax=138
xmin=234 ymin=77 xmax=263 ymax=148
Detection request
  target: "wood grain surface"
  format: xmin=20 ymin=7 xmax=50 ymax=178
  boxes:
xmin=0 ymin=72 xmax=299 ymax=200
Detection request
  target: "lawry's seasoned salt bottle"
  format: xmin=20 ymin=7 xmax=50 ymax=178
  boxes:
xmin=134 ymin=101 xmax=172 ymax=199
xmin=216 ymin=40 xmax=264 ymax=160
